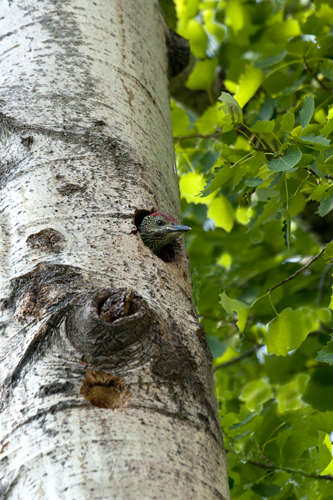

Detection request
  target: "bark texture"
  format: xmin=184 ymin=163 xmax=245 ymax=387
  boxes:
xmin=0 ymin=1 xmax=230 ymax=499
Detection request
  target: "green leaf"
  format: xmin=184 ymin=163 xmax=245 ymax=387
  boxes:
xmin=310 ymin=184 xmax=329 ymax=201
xmin=179 ymin=19 xmax=207 ymax=59
xmin=268 ymin=146 xmax=302 ymax=172
xmin=254 ymin=51 xmax=287 ymax=69
xmin=206 ymin=335 xmax=227 ymax=359
xmin=196 ymin=104 xmax=224 ymax=134
xmin=200 ymin=165 xmax=234 ymax=197
xmin=180 ymin=172 xmax=213 ymax=204
xmin=317 ymin=431 xmax=333 ymax=472
xmin=309 ymin=160 xmax=325 ymax=181
xmin=186 ymin=58 xmax=218 ymax=90
xmin=320 ymin=61 xmax=333 ymax=81
xmin=280 ymin=112 xmax=295 ymax=133
xmin=282 ymin=74 xmax=306 ymax=95
xmin=320 ymin=118 xmax=333 ymax=137
xmin=220 ymin=129 xmax=237 ymax=145
xmin=171 ymin=101 xmax=189 ymax=137
xmin=218 ymin=92 xmax=243 ymax=125
xmin=324 ymin=146 xmax=333 ymax=162
xmin=276 ymin=373 xmax=310 ymax=411
xmin=316 ymin=338 xmax=333 ymax=365
xmin=323 ymin=241 xmax=333 ymax=261
xmin=300 ymin=95 xmax=314 ymax=129
xmin=207 ymin=195 xmax=234 ymax=232
xmin=240 ymin=378 xmax=273 ymax=411
xmin=244 ymin=178 xmax=264 ymax=187
xmin=266 ymin=308 xmax=313 ymax=356
xmin=219 ymin=291 xmax=250 ymax=332
xmin=250 ymin=119 xmax=275 ymax=133
xmin=299 ymin=134 xmax=330 ymax=146
xmin=234 ymin=66 xmax=264 ymax=108
xmin=280 ymin=208 xmax=290 ymax=249
xmin=251 ymin=197 xmax=280 ymax=228
xmin=317 ymin=190 xmax=333 ymax=216
xmin=252 ymin=484 xmax=282 ymax=497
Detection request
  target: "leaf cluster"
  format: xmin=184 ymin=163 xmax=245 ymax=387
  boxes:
xmin=163 ymin=0 xmax=333 ymax=498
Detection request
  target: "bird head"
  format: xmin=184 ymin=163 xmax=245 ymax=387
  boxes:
xmin=138 ymin=211 xmax=191 ymax=254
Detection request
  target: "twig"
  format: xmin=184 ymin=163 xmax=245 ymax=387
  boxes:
xmin=174 ymin=132 xmax=220 ymax=141
xmin=317 ymin=262 xmax=333 ymax=305
xmin=214 ymin=344 xmax=263 ymax=371
xmin=247 ymin=459 xmax=333 ymax=482
xmin=303 ymin=56 xmax=333 ymax=92
xmin=268 ymin=246 xmax=327 ymax=293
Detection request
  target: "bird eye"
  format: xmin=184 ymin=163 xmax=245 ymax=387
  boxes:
xmin=157 ymin=220 xmax=163 ymax=226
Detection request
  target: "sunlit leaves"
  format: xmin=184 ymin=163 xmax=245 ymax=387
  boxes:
xmin=240 ymin=378 xmax=273 ymax=411
xmin=219 ymin=291 xmax=250 ymax=332
xmin=180 ymin=172 xmax=214 ymax=204
xmin=266 ymin=308 xmax=319 ymax=356
xmin=233 ymin=66 xmax=264 ymax=108
xmin=218 ymin=92 xmax=243 ymax=127
xmin=207 ymin=195 xmax=234 ymax=232
xmin=178 ymin=18 xmax=207 ymax=58
xmin=168 ymin=0 xmax=333 ymax=498
xmin=276 ymin=374 xmax=310 ymax=412
xmin=317 ymin=432 xmax=333 ymax=474
xmin=186 ymin=58 xmax=218 ymax=90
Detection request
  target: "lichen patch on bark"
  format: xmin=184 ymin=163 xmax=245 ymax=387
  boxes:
xmin=80 ymin=370 xmax=130 ymax=409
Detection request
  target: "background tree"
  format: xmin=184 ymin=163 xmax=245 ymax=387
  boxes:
xmin=163 ymin=0 xmax=333 ymax=498
xmin=0 ymin=1 xmax=230 ymax=499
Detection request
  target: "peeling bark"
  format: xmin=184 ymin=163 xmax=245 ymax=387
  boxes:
xmin=0 ymin=1 xmax=230 ymax=499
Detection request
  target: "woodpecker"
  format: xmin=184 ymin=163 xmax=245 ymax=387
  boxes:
xmin=138 ymin=211 xmax=191 ymax=254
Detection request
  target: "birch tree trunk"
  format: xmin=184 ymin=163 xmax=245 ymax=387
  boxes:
xmin=0 ymin=1 xmax=230 ymax=498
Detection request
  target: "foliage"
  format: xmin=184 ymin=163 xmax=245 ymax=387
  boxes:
xmin=164 ymin=0 xmax=333 ymax=498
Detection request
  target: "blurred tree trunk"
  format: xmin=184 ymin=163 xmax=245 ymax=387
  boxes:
xmin=0 ymin=1 xmax=230 ymax=499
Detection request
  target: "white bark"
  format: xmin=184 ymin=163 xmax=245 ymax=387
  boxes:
xmin=0 ymin=1 xmax=230 ymax=499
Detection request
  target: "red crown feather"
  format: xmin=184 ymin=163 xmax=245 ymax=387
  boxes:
xmin=149 ymin=211 xmax=178 ymax=224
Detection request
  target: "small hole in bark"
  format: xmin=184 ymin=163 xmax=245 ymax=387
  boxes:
xmin=99 ymin=288 xmax=135 ymax=323
xmin=80 ymin=370 xmax=130 ymax=409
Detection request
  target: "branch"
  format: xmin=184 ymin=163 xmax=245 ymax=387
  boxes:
xmin=303 ymin=56 xmax=333 ymax=92
xmin=214 ymin=344 xmax=263 ymax=372
xmin=268 ymin=246 xmax=327 ymax=293
xmin=247 ymin=459 xmax=333 ymax=482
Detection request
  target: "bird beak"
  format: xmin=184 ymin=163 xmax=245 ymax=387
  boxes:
xmin=165 ymin=225 xmax=191 ymax=233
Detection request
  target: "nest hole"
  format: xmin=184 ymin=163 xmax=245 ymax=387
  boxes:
xmin=134 ymin=209 xmax=177 ymax=263
xmin=134 ymin=209 xmax=152 ymax=231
